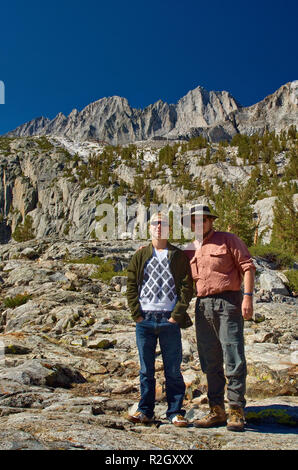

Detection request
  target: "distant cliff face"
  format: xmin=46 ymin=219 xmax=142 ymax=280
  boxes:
xmin=234 ymin=81 xmax=298 ymax=135
xmin=0 ymin=130 xmax=297 ymax=243
xmin=6 ymin=81 xmax=297 ymax=144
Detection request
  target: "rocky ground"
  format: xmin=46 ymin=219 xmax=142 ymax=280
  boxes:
xmin=0 ymin=239 xmax=297 ymax=451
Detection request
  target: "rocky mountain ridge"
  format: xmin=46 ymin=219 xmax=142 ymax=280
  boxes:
xmin=0 ymin=131 xmax=297 ymax=244
xmin=5 ymin=81 xmax=298 ymax=144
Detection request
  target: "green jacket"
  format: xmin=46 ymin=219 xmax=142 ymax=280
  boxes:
xmin=126 ymin=242 xmax=193 ymax=329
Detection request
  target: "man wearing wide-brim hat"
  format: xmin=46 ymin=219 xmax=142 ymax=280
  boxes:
xmin=183 ymin=204 xmax=256 ymax=432
xmin=182 ymin=204 xmax=219 ymax=221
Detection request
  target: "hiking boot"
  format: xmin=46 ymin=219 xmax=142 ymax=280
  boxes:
xmin=127 ymin=411 xmax=154 ymax=424
xmin=227 ymin=405 xmax=245 ymax=432
xmin=193 ymin=405 xmax=227 ymax=428
xmin=171 ymin=415 xmax=188 ymax=427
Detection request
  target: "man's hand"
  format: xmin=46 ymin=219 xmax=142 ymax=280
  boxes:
xmin=168 ymin=317 xmax=177 ymax=324
xmin=135 ymin=316 xmax=144 ymax=323
xmin=242 ymin=296 xmax=253 ymax=320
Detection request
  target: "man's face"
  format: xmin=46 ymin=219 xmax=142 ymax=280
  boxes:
xmin=150 ymin=219 xmax=169 ymax=239
xmin=191 ymin=214 xmax=214 ymax=237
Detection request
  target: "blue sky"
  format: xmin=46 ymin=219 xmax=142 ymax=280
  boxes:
xmin=0 ymin=0 xmax=297 ymax=135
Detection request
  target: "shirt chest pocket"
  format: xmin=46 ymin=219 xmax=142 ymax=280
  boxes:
xmin=208 ymin=246 xmax=231 ymax=272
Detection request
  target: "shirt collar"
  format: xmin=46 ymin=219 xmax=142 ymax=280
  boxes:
xmin=192 ymin=229 xmax=215 ymax=250
xmin=150 ymin=241 xmax=175 ymax=259
xmin=203 ymin=229 xmax=215 ymax=244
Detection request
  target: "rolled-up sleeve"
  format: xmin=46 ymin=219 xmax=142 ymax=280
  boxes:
xmin=227 ymin=234 xmax=256 ymax=274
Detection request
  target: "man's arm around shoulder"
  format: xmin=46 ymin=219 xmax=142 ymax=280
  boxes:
xmin=225 ymin=232 xmax=256 ymax=274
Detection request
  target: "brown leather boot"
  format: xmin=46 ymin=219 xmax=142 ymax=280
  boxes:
xmin=227 ymin=405 xmax=245 ymax=432
xmin=193 ymin=405 xmax=227 ymax=428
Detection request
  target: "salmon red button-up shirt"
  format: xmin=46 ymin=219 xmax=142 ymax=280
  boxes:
xmin=184 ymin=230 xmax=256 ymax=297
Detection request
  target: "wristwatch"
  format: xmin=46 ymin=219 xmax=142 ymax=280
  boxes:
xmin=244 ymin=293 xmax=253 ymax=296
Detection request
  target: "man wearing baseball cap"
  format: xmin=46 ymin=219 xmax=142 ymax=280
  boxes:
xmin=126 ymin=211 xmax=193 ymax=427
xmin=183 ymin=204 xmax=256 ymax=432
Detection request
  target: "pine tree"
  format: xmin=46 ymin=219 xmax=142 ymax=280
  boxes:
xmin=205 ymin=147 xmax=211 ymax=164
xmin=283 ymin=147 xmax=298 ymax=182
xmin=133 ymin=176 xmax=146 ymax=198
xmin=100 ymin=164 xmax=109 ymax=186
xmin=213 ymin=144 xmax=226 ymax=162
xmin=271 ymin=182 xmax=298 ymax=255
xmin=144 ymin=186 xmax=151 ymax=207
xmin=203 ymin=180 xmax=214 ymax=199
xmin=214 ymin=183 xmax=255 ymax=246
xmin=287 ymin=125 xmax=297 ymax=141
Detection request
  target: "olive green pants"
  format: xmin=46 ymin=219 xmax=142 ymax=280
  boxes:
xmin=195 ymin=291 xmax=247 ymax=408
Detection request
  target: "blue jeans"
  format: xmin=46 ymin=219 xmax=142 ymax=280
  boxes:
xmin=135 ymin=311 xmax=186 ymax=420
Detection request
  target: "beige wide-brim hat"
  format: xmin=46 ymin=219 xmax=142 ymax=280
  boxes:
xmin=181 ymin=204 xmax=218 ymax=225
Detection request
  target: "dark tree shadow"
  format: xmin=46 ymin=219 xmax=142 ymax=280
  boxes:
xmin=244 ymin=404 xmax=298 ymax=434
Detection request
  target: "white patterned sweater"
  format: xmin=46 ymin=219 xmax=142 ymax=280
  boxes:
xmin=139 ymin=248 xmax=177 ymax=312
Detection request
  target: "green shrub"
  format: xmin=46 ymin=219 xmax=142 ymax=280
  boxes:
xmin=249 ymin=244 xmax=296 ymax=269
xmin=181 ymin=136 xmax=209 ymax=152
xmin=159 ymin=144 xmax=178 ymax=168
xmin=66 ymin=256 xmax=104 ymax=265
xmin=12 ymin=215 xmax=35 ymax=242
xmin=0 ymin=137 xmax=13 ymax=152
xmin=35 ymin=136 xmax=54 ymax=151
xmin=284 ymin=270 xmax=298 ymax=294
xmin=65 ymin=256 xmax=127 ymax=283
xmin=121 ymin=145 xmax=137 ymax=160
xmin=91 ymin=260 xmax=127 ymax=283
xmin=4 ymin=293 xmax=32 ymax=308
